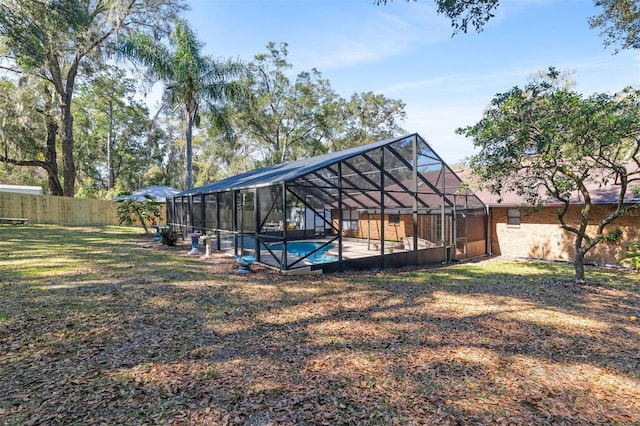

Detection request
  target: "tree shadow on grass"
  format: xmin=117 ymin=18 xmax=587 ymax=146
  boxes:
xmin=1 ymin=226 xmax=639 ymax=424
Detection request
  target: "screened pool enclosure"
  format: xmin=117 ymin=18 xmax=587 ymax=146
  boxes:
xmin=167 ymin=134 xmax=487 ymax=273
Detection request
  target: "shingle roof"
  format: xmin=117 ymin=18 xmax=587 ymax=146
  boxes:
xmin=113 ymin=185 xmax=181 ymax=202
xmin=457 ymin=168 xmax=640 ymax=207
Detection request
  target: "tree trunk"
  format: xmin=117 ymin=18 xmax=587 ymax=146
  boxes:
xmin=56 ymin=59 xmax=80 ymax=198
xmin=107 ymin=100 xmax=114 ymax=190
xmin=574 ymin=246 xmax=586 ymax=284
xmin=185 ymin=112 xmax=193 ymax=190
xmin=135 ymin=206 xmax=150 ymax=235
xmin=61 ymin=96 xmax=76 ymax=197
xmin=45 ymin=119 xmax=64 ymax=196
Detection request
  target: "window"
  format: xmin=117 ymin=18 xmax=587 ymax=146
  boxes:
xmin=389 ymin=214 xmax=400 ymax=224
xmin=507 ymin=208 xmax=521 ymax=226
xmin=341 ymin=210 xmax=359 ymax=231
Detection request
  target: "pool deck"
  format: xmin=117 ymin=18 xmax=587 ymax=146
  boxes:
xmin=233 ymin=237 xmax=406 ymax=272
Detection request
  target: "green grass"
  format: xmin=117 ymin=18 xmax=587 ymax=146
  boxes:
xmin=0 ymin=225 xmax=639 ymax=425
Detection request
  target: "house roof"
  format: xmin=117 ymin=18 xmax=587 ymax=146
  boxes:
xmin=457 ymin=168 xmax=640 ymax=207
xmin=0 ymin=184 xmax=43 ymax=195
xmin=113 ymin=185 xmax=181 ymax=203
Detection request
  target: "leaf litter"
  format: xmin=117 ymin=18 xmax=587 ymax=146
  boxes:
xmin=0 ymin=227 xmax=639 ymax=425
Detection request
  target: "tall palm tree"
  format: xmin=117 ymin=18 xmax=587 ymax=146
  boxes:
xmin=120 ymin=19 xmax=242 ymax=190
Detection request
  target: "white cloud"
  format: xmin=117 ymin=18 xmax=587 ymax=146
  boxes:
xmin=378 ymin=74 xmax=465 ymax=94
xmin=294 ymin=3 xmax=449 ymax=72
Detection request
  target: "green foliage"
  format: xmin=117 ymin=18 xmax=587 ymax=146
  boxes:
xmin=116 ymin=198 xmax=160 ymax=234
xmin=376 ymin=0 xmax=640 ymax=52
xmin=119 ymin=19 xmax=243 ymax=190
xmin=0 ymin=0 xmax=88 ymax=70
xmin=74 ymin=66 xmax=151 ymax=194
xmin=228 ymin=42 xmax=406 ymax=169
xmin=330 ymin=92 xmax=407 ymax=151
xmin=621 ymin=242 xmax=640 ymax=271
xmin=143 ymin=107 xmax=187 ymax=190
xmin=604 ymin=227 xmax=623 ymax=242
xmin=0 ymin=77 xmax=62 ymax=194
xmin=459 ymin=67 xmax=640 ymax=283
xmin=590 ymin=0 xmax=640 ymax=51
xmin=233 ymin=42 xmax=335 ymax=166
xmin=0 ymin=0 xmax=186 ymax=196
xmin=0 ymin=79 xmax=44 ymax=157
xmin=374 ymin=0 xmax=499 ymax=34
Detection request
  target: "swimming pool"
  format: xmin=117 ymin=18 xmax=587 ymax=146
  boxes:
xmin=269 ymin=242 xmax=338 ymax=264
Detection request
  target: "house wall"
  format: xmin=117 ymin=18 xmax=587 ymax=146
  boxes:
xmin=329 ymin=210 xmax=488 ymax=260
xmin=331 ymin=212 xmax=409 ymax=241
xmin=331 ymin=213 xmax=423 ymax=243
xmin=490 ymin=205 xmax=640 ymax=265
xmin=357 ymin=214 xmax=409 ymax=242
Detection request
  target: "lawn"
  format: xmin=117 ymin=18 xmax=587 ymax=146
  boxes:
xmin=0 ymin=225 xmax=638 ymax=425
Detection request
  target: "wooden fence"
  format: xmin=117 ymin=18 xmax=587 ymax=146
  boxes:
xmin=1 ymin=192 xmax=170 ymax=227
xmin=0 ymin=192 xmax=121 ymax=226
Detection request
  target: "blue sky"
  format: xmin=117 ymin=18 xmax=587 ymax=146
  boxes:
xmin=183 ymin=0 xmax=640 ymax=164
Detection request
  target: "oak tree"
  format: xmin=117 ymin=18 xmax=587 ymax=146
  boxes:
xmin=0 ymin=0 xmax=186 ymax=196
xmin=0 ymin=77 xmax=63 ymax=194
xmin=378 ymin=0 xmax=640 ymax=52
xmin=458 ymin=68 xmax=640 ymax=283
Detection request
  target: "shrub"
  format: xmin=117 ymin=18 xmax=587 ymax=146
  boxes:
xmin=160 ymin=228 xmax=179 ymax=246
xmin=621 ymin=242 xmax=640 ymax=272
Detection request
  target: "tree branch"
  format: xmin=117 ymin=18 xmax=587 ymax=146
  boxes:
xmin=0 ymin=155 xmax=47 ymax=169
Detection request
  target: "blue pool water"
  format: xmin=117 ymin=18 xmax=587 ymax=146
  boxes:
xmin=269 ymin=242 xmax=338 ymax=264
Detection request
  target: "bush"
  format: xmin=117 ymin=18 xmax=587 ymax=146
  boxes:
xmin=621 ymin=242 xmax=640 ymax=272
xmin=160 ymin=228 xmax=179 ymax=246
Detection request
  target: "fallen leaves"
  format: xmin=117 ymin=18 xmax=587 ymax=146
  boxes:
xmin=0 ymin=227 xmax=639 ymax=424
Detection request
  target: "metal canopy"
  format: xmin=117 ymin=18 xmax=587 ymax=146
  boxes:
xmin=167 ymin=133 xmax=488 ymax=273
xmin=178 ymin=134 xmax=419 ymax=196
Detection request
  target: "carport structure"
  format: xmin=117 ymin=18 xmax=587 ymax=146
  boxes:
xmin=167 ymin=133 xmax=487 ymax=273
